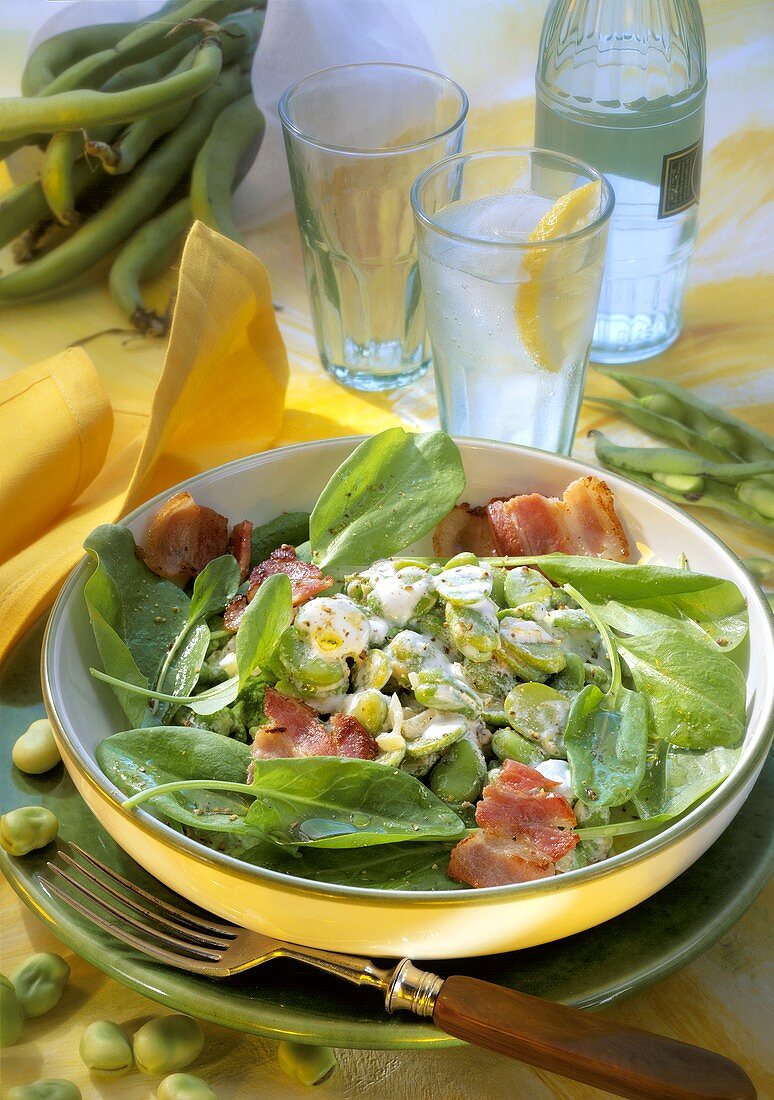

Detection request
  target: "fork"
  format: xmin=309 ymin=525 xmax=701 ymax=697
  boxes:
xmin=41 ymin=843 xmax=755 ymax=1100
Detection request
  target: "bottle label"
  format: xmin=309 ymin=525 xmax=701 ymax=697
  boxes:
xmin=659 ymin=139 xmax=703 ymax=218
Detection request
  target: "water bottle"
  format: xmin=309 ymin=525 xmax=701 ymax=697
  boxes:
xmin=535 ymin=0 xmax=707 ymax=364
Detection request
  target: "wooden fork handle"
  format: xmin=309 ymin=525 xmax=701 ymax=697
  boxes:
xmin=432 ymin=976 xmax=756 ymax=1100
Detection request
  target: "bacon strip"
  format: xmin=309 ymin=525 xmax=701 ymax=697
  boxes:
xmin=139 ymin=491 xmax=229 ymax=585
xmin=448 ymin=760 xmax=578 ymax=888
xmin=249 ymin=688 xmax=377 ymax=779
xmin=433 ymin=503 xmax=498 ymax=558
xmin=485 ymin=476 xmax=629 ymax=561
xmin=229 ymin=520 xmax=253 ymax=582
xmin=225 ymin=545 xmax=333 ymax=632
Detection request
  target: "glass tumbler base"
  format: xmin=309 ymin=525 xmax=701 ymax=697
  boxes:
xmin=590 ymin=316 xmax=681 ymax=365
xmin=322 ymin=357 xmax=431 ymax=392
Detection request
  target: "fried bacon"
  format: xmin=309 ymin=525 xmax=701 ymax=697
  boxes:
xmin=248 ymin=688 xmax=378 ymax=778
xmin=485 ymin=476 xmax=629 ymax=561
xmin=448 ymin=760 xmax=578 ymax=888
xmin=139 ymin=491 xmax=229 ymax=585
xmin=225 ymin=545 xmax=333 ymax=632
xmin=229 ymin=520 xmax=253 ymax=582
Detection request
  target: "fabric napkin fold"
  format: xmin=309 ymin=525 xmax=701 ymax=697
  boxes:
xmin=0 ymin=222 xmax=288 ymax=663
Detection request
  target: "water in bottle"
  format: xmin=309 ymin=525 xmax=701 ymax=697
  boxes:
xmin=535 ymin=0 xmax=707 ymax=364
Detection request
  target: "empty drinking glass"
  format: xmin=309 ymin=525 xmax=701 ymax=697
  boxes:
xmin=279 ymin=63 xmax=468 ymax=391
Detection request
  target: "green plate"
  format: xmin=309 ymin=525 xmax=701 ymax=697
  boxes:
xmin=2 ymin=620 xmax=773 ymax=1049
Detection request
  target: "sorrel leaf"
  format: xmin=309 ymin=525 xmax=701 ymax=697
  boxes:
xmin=310 ymin=429 xmax=465 ymax=575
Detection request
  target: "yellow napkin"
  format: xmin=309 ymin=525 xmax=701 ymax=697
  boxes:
xmin=0 ymin=222 xmax=288 ymax=663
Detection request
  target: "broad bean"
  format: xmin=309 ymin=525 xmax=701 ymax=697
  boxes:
xmin=276 ymin=627 xmax=349 ymax=695
xmin=353 ymin=648 xmax=391 ymax=691
xmin=551 ymin=652 xmax=585 ymax=693
xmin=277 ymin=1041 xmax=336 ymax=1087
xmin=412 ymin=669 xmax=481 ymax=719
xmin=8 ymin=1083 xmax=81 ymax=1100
xmin=445 ymin=599 xmax=499 ymax=663
xmin=0 ymin=806 xmax=59 ymax=856
xmin=435 ymin=563 xmax=493 ymax=606
xmin=157 ymin=1073 xmax=217 ymax=1100
xmin=12 ymin=719 xmax=61 ymax=775
xmin=342 ymin=689 xmax=389 ymax=735
xmin=11 ymin=953 xmax=70 ymax=1017
xmin=499 ymin=614 xmax=566 ymax=680
xmin=504 ymin=682 xmax=570 ymax=757
xmin=79 ymin=1020 xmax=133 ymax=1077
xmin=504 ymin=567 xmax=553 ymax=607
xmin=0 ymin=975 xmax=25 ymax=1047
xmin=429 ymin=738 xmax=487 ymax=804
xmin=492 ymin=726 xmax=546 ymax=767
xmin=133 ymin=1015 xmax=204 ymax=1075
xmin=404 ymin=710 xmax=467 ymax=759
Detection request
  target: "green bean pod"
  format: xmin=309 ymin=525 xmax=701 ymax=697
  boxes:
xmin=21 ymin=22 xmax=136 ymax=96
xmin=0 ymin=156 xmax=98 ymax=249
xmin=40 ymin=131 xmax=83 ymax=224
xmin=40 ymin=0 xmax=235 ymax=96
xmin=0 ymin=36 xmax=224 ymax=142
xmin=595 ymin=365 xmax=774 ymax=463
xmin=102 ymin=16 xmax=260 ymax=176
xmin=190 ymin=93 xmax=264 ymax=242
xmin=586 ymin=395 xmax=738 ymax=464
xmin=590 ymin=431 xmax=774 ymax=485
xmin=109 ymin=198 xmax=192 ymax=335
xmin=0 ymin=63 xmax=242 ymax=303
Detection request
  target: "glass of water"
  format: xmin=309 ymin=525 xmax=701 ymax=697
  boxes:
xmin=279 ymin=63 xmax=468 ymax=392
xmin=411 ymin=149 xmax=614 ymax=453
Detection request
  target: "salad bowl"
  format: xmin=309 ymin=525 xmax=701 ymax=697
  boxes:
xmin=42 ymin=438 xmax=774 ymax=958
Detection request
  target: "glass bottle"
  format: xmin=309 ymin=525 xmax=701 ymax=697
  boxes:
xmin=535 ymin=0 xmax=707 ymax=364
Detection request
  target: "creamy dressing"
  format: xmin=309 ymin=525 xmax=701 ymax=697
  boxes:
xmin=535 ymin=758 xmax=575 ymax=802
xmin=295 ymin=595 xmax=370 ymax=659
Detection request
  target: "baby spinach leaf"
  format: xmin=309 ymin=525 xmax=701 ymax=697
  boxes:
xmin=251 ymin=512 xmax=310 ymax=566
xmin=159 ymin=623 xmax=211 ymax=711
xmin=576 ymin=745 xmax=740 ymax=838
xmin=497 ymin=554 xmax=744 ymax=606
xmin=84 ymin=525 xmax=191 ymax=726
xmin=236 ymin=572 xmax=293 ymax=687
xmin=617 ymin=629 xmax=747 ymax=749
xmin=296 ymin=841 xmax=468 ymax=890
xmin=122 ymin=758 xmax=467 ymax=849
xmin=97 ymin=726 xmax=261 ymax=836
xmin=90 ymin=667 xmax=241 ymax=715
xmin=85 ymin=604 xmax=148 ymax=730
xmin=310 ymin=428 xmax=465 ymax=575
xmin=155 ymin=554 xmax=240 ymax=700
xmin=562 ymin=585 xmax=648 ymax=808
xmin=594 ymin=599 xmax=747 ymax=653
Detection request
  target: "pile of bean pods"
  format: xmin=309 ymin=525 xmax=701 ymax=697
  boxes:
xmin=589 ymin=366 xmax=774 ymax=532
xmin=0 ymin=0 xmax=266 ymax=334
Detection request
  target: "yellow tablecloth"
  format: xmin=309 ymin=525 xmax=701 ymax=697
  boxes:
xmin=1 ymin=1 xmax=772 ymax=1097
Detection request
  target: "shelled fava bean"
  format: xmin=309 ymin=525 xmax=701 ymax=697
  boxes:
xmin=0 ymin=806 xmax=59 ymax=856
xmin=8 ymin=1083 xmax=82 ymax=1100
xmin=0 ymin=974 xmax=25 ymax=1047
xmin=277 ymin=1041 xmax=337 ymax=1086
xmin=12 ymin=719 xmax=61 ymax=774
xmin=157 ymin=1073 xmax=218 ymax=1100
xmin=11 ymin=953 xmax=70 ymax=1017
xmin=79 ymin=1020 xmax=133 ymax=1077
xmin=133 ymin=1014 xmax=204 ymax=1075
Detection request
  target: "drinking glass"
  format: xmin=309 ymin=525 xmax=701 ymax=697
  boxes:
xmin=279 ymin=63 xmax=468 ymax=391
xmin=411 ymin=149 xmax=614 ymax=453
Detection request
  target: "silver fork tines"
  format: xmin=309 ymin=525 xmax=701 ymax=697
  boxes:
xmin=39 ymin=842 xmax=443 ymax=1012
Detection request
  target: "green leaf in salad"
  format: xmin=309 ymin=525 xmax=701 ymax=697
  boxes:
xmin=250 ymin=511 xmax=310 ymax=567
xmin=90 ymin=666 xmax=241 ymax=715
xmin=617 ymin=629 xmax=747 ymax=749
xmin=294 ymin=840 xmax=469 ymax=891
xmin=310 ymin=428 xmax=465 ymax=575
xmin=563 ymin=585 xmax=649 ymax=808
xmin=84 ymin=524 xmax=193 ymax=727
xmin=121 ymin=757 xmax=467 ymax=850
xmin=236 ymin=572 xmax=293 ymax=687
xmin=96 ymin=725 xmax=264 ymax=837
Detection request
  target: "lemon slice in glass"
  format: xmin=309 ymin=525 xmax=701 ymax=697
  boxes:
xmin=514 ymin=180 xmax=602 ymax=373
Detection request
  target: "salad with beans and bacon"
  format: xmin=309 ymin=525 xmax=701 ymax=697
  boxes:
xmin=88 ymin=430 xmax=748 ymax=891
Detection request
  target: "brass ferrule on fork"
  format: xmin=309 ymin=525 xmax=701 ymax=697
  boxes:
xmin=385 ymin=959 xmax=444 ymax=1018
